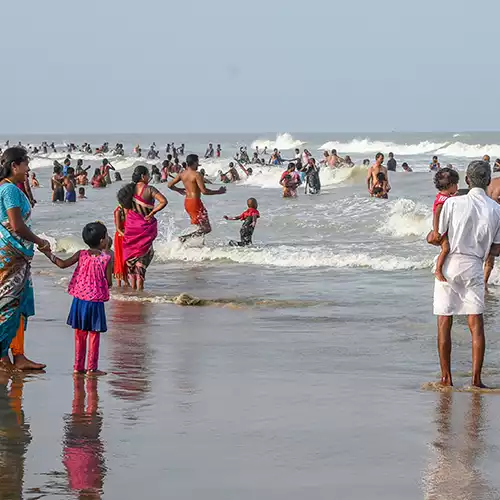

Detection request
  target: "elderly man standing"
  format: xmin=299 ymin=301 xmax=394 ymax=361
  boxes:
xmin=432 ymin=160 xmax=500 ymax=388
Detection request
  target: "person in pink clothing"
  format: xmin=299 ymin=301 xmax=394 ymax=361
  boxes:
xmin=40 ymin=222 xmax=113 ymax=375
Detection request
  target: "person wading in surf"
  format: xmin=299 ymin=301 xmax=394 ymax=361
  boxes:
xmin=367 ymin=153 xmax=391 ymax=196
xmin=168 ymin=154 xmax=226 ymax=242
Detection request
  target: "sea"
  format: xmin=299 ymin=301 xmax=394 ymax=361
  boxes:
xmin=2 ymin=131 xmax=500 ymax=499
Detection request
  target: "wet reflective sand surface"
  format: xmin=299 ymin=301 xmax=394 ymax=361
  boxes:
xmin=1 ymin=275 xmax=500 ymax=500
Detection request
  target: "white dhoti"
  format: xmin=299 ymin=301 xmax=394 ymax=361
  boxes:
xmin=433 ymin=254 xmax=485 ymax=316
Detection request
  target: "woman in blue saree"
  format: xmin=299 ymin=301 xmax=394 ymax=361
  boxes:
xmin=0 ymin=148 xmax=50 ymax=372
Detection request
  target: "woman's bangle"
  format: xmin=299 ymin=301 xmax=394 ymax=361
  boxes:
xmin=49 ymin=253 xmax=57 ymax=264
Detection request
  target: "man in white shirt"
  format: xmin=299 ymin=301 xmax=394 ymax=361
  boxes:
xmin=432 ymin=160 xmax=500 ymax=388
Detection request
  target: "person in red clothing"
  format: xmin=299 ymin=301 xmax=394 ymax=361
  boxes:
xmin=426 ymin=167 xmax=459 ymax=282
xmin=224 ymin=198 xmax=260 ymax=246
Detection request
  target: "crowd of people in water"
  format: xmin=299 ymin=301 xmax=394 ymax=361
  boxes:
xmin=1 ymin=138 xmax=500 ymax=384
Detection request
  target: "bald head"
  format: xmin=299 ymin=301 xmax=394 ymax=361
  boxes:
xmin=466 ymin=160 xmax=491 ymax=190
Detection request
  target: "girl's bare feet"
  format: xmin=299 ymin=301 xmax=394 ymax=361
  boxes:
xmin=86 ymin=370 xmax=107 ymax=377
xmin=13 ymin=354 xmax=46 ymax=371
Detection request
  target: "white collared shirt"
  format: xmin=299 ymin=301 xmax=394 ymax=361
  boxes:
xmin=439 ymin=187 xmax=500 ymax=260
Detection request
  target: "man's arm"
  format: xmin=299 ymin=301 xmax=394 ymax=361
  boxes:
xmin=196 ymin=173 xmax=226 ymax=195
xmin=428 ymin=199 xmax=450 ymax=246
xmin=167 ymin=174 xmax=186 ymax=195
xmin=366 ymin=167 xmax=373 ymax=193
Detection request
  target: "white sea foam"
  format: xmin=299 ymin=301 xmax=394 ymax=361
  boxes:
xmin=319 ymin=139 xmax=447 ymax=156
xmin=434 ymin=141 xmax=500 ymax=158
xmin=250 ymin=133 xmax=305 ymax=151
xmin=379 ymin=199 xmax=432 ymax=238
xmin=153 ymin=240 xmax=432 ymax=271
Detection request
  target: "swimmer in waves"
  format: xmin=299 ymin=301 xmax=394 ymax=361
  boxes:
xmin=280 ymin=163 xmax=301 ymax=198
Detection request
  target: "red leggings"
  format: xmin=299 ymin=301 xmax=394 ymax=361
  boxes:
xmin=74 ymin=330 xmax=100 ymax=372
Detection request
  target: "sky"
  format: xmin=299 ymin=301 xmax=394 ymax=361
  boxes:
xmin=2 ymin=0 xmax=499 ymax=133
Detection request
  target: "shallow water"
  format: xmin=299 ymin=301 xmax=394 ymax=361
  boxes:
xmin=2 ymin=132 xmax=500 ymax=499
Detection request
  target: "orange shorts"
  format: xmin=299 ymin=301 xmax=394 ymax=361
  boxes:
xmin=184 ymin=197 xmax=209 ymax=226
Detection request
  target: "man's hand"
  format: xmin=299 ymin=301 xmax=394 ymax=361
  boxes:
xmin=223 ymin=215 xmax=229 ymax=220
xmin=218 ymin=186 xmax=227 ymax=194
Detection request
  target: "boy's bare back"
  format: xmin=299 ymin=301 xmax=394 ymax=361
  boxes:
xmin=179 ymin=169 xmax=204 ymax=199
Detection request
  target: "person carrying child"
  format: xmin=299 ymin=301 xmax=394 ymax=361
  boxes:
xmin=426 ymin=167 xmax=459 ymax=282
xmin=225 ymin=198 xmax=260 ymax=246
xmin=40 ymin=222 xmax=113 ymax=375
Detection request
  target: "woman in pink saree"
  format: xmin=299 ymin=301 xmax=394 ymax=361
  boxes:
xmin=117 ymin=166 xmax=167 ymax=290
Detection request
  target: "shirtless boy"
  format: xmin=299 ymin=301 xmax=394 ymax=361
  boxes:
xmin=168 ymin=154 xmax=226 ymax=241
xmin=367 ymin=153 xmax=391 ymax=195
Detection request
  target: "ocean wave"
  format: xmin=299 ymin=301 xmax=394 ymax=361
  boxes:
xmin=434 ymin=141 xmax=500 ymax=158
xmin=378 ymin=198 xmax=432 ymax=238
xmin=319 ymin=139 xmax=447 ymax=156
xmin=153 ymin=241 xmax=432 ymax=270
xmin=30 ymin=152 xmax=150 ymax=172
xmin=250 ymin=133 xmax=305 ymax=151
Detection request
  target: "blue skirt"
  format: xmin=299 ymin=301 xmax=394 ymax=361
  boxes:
xmin=67 ymin=298 xmax=107 ymax=333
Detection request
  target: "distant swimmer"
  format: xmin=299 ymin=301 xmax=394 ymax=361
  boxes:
xmin=179 ymin=143 xmax=185 ymax=155
xmin=216 ymin=144 xmax=221 ymax=158
xmin=387 ymin=152 xmax=397 ymax=172
xmin=168 ymin=154 xmax=226 ymax=242
xmin=304 ymin=159 xmax=321 ymax=194
xmin=269 ymin=148 xmax=283 ymax=165
xmin=204 ymin=143 xmax=214 ymax=159
xmin=367 ymin=153 xmax=391 ymax=196
xmin=483 ymin=154 xmax=491 ymax=164
xmin=320 ymin=150 xmax=330 ymax=165
xmin=427 ymin=168 xmax=459 ymax=282
xmin=225 ymin=198 xmax=260 ymax=247
xmin=147 ymin=146 xmax=159 ymax=160
xmin=151 ymin=165 xmax=161 ymax=184
xmin=363 ymin=159 xmax=370 ymax=167
xmin=91 ymin=168 xmax=106 ymax=188
xmin=51 ymin=165 xmax=65 ymax=202
xmin=402 ymin=162 xmax=413 ymax=172
xmin=199 ymin=169 xmax=213 ymax=184
xmin=344 ymin=155 xmax=354 ymax=168
xmin=31 ymin=172 xmax=39 ymax=188
xmin=328 ymin=149 xmax=343 ymax=168
xmin=227 ymin=162 xmax=240 ymax=182
xmin=429 ymin=156 xmax=440 ymax=171
xmin=78 ymin=187 xmax=87 ymax=200
xmin=494 ymin=158 xmax=500 ymax=172
xmin=64 ymin=167 xmax=77 ymax=203
xmin=101 ymin=159 xmax=115 ymax=185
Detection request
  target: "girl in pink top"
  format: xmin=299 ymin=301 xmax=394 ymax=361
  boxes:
xmin=41 ymin=222 xmax=113 ymax=375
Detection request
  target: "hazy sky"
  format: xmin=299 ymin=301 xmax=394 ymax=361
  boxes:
xmin=3 ymin=0 xmax=499 ymax=133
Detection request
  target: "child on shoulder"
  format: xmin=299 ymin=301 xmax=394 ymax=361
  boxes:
xmin=40 ymin=222 xmax=113 ymax=375
xmin=426 ymin=167 xmax=459 ymax=282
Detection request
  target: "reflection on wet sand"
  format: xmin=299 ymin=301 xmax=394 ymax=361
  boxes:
xmin=63 ymin=376 xmax=106 ymax=500
xmin=108 ymin=300 xmax=153 ymax=406
xmin=423 ymin=392 xmax=497 ymax=500
xmin=0 ymin=375 xmax=31 ymax=499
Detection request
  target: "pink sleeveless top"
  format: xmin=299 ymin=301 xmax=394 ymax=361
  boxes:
xmin=68 ymin=250 xmax=111 ymax=302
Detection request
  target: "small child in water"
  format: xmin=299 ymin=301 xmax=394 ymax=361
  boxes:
xmin=224 ymin=198 xmax=260 ymax=246
xmin=40 ymin=222 xmax=113 ymax=375
xmin=78 ymin=187 xmax=87 ymax=199
xmin=372 ymin=172 xmax=389 ymax=199
xmin=427 ymin=167 xmax=459 ymax=282
xmin=31 ymin=172 xmax=40 ymax=188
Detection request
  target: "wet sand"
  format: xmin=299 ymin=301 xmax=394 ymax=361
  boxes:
xmin=0 ymin=275 xmax=499 ymax=499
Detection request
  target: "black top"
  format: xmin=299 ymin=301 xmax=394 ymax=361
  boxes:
xmin=387 ymin=158 xmax=397 ymax=171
